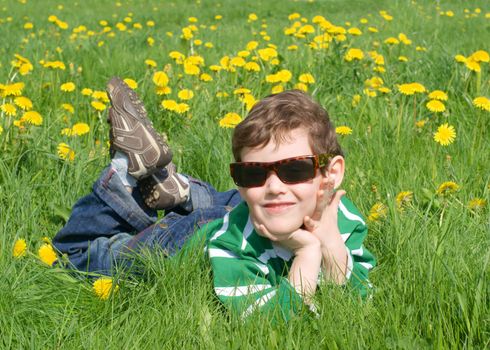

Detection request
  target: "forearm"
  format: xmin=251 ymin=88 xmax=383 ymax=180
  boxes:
xmin=320 ymin=231 xmax=348 ymax=284
xmin=288 ymin=244 xmax=322 ymax=302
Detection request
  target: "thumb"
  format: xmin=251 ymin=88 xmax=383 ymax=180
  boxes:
xmin=330 ymin=190 xmax=346 ymax=209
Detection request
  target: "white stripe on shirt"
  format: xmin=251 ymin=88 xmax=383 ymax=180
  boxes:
xmin=339 ymin=202 xmax=366 ymax=225
xmin=208 ymin=248 xmax=238 ymax=259
xmin=351 ymin=246 xmax=364 ymax=257
xmin=210 ymin=212 xmax=230 ymax=241
xmin=214 ymin=284 xmax=271 ymax=297
xmin=359 ymin=262 xmax=374 ymax=270
xmin=242 ymin=290 xmax=277 ymax=318
xmin=240 ymin=216 xmax=254 ymax=250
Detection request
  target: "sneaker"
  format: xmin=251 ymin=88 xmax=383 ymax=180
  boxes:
xmin=106 ymin=77 xmax=172 ymax=179
xmin=139 ymin=163 xmax=190 ymax=210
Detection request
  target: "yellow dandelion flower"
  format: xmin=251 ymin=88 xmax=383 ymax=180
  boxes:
xmin=415 ymin=119 xmax=428 ymax=128
xmin=57 ymin=142 xmax=75 ymax=161
xmin=257 ymin=47 xmax=277 ymax=61
xmin=81 ymin=88 xmax=93 ymax=96
xmin=230 ymin=56 xmax=246 ymax=67
xmin=219 ymin=112 xmax=242 ymax=128
xmin=352 ymin=94 xmax=361 ymax=107
xmin=145 ymin=59 xmax=157 ymax=68
xmin=344 ymin=48 xmax=364 ymax=61
xmin=363 ymin=88 xmax=377 ymax=97
xmin=398 ymin=83 xmax=426 ymax=95
xmin=335 ymin=126 xmax=353 ymax=135
xmin=299 ymin=73 xmax=315 ymax=84
xmin=398 ymin=56 xmax=409 ymax=62
xmin=184 ymin=63 xmax=200 ymax=75
xmin=436 ymin=181 xmax=460 ymax=195
xmin=155 ymin=86 xmax=172 ymax=95
xmin=233 ymin=88 xmax=251 ymax=95
xmin=91 ymin=91 xmax=109 ymax=103
xmin=178 ymin=89 xmax=194 ymax=100
xmin=433 ymin=123 xmax=456 ymax=146
xmin=428 ymin=90 xmax=448 ymax=101
xmin=72 ymin=122 xmax=90 ymax=136
xmin=241 ymin=94 xmax=256 ymax=111
xmin=14 ymin=96 xmax=33 ymax=110
xmin=3 ymin=82 xmax=25 ymax=96
xmin=20 ymin=111 xmax=43 ymax=125
xmin=199 ymin=73 xmax=213 ymax=82
xmin=61 ymin=128 xmax=72 ymax=136
xmin=347 ymin=27 xmax=362 ymax=35
xmin=216 ymin=92 xmax=229 ymax=98
xmin=38 ymin=243 xmax=57 ymax=266
xmin=469 ymin=50 xmax=489 ymax=63
xmin=294 ymin=83 xmax=308 ymax=91
xmin=454 ymin=54 xmax=466 ymax=63
xmin=248 ymin=13 xmax=258 ymax=22
xmin=43 ymin=60 xmax=66 ymax=70
xmin=62 ymin=103 xmax=74 ymax=114
xmin=465 ymin=59 xmax=481 ymax=72
xmin=90 ymin=101 xmax=105 ymax=111
xmin=416 ymin=46 xmax=427 ymax=52
xmin=175 ymin=103 xmax=190 ymax=114
xmin=472 ymin=96 xmax=490 ymax=111
xmin=426 ymin=99 xmax=446 ymax=113
xmin=378 ymin=87 xmax=391 ymax=94
xmin=60 ymin=82 xmax=76 ymax=92
xmin=0 ymin=126 xmax=3 ymax=135
xmin=161 ymin=99 xmax=178 ymax=111
xmin=123 ymin=78 xmax=138 ymax=89
xmin=384 ymin=37 xmax=400 ymax=45
xmin=153 ymin=71 xmax=169 ymax=87
xmin=277 ymin=69 xmax=292 ymax=83
xmin=367 ymin=202 xmax=388 ymax=222
xmin=13 ymin=239 xmax=27 ymax=258
xmin=1 ymin=103 xmax=17 ymax=116
xmin=271 ymin=85 xmax=284 ymax=94
xmin=396 ymin=191 xmax=413 ymax=211
xmin=468 ymin=198 xmax=486 ymax=211
xmin=93 ymin=277 xmax=119 ymax=300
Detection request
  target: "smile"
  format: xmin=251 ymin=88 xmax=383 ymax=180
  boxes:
xmin=263 ymin=202 xmax=295 ymax=214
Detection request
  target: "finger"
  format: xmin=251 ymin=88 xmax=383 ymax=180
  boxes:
xmin=253 ymin=221 xmax=278 ymax=242
xmin=329 ymin=189 xmax=346 ymax=209
xmin=303 ymin=216 xmax=318 ymax=231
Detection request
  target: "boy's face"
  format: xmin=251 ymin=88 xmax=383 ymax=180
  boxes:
xmin=238 ymin=128 xmax=323 ymax=240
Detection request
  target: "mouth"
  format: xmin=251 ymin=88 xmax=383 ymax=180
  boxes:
xmin=262 ymin=202 xmax=295 ymax=214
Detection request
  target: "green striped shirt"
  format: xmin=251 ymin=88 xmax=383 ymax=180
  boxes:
xmin=202 ymin=197 xmax=376 ymax=319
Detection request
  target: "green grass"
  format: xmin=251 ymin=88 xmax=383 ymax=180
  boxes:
xmin=1 ymin=0 xmax=489 ymax=348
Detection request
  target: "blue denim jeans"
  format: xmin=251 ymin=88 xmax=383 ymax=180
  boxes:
xmin=52 ymin=166 xmax=242 ymax=275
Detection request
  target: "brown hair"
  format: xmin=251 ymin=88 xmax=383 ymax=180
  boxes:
xmin=232 ymin=90 xmax=343 ymax=161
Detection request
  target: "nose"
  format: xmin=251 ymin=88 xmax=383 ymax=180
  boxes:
xmin=264 ymin=171 xmax=287 ymax=194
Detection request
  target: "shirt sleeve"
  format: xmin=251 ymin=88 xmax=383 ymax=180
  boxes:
xmin=207 ymin=237 xmax=303 ymax=320
xmin=344 ymin=221 xmax=376 ymax=297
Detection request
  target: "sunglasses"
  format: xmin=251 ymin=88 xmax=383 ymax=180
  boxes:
xmin=230 ymin=153 xmax=333 ymax=188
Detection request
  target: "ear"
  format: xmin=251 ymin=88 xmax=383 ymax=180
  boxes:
xmin=326 ymin=155 xmax=345 ymax=189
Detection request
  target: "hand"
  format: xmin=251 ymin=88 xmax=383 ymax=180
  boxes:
xmin=303 ymin=176 xmax=346 ymax=246
xmin=254 ymin=221 xmax=321 ymax=253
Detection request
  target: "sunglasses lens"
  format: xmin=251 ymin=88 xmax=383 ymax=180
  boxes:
xmin=231 ymin=164 xmax=267 ymax=187
xmin=277 ymin=159 xmax=316 ymax=183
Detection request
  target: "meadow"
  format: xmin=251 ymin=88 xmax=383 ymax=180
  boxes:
xmin=1 ymin=0 xmax=489 ymax=348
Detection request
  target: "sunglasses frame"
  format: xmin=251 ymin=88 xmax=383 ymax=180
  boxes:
xmin=230 ymin=153 xmax=334 ymax=188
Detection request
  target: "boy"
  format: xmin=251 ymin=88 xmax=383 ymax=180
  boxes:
xmin=53 ymin=78 xmax=375 ymax=318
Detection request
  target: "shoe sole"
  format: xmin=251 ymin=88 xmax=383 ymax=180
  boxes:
xmin=106 ymin=77 xmax=172 ymax=178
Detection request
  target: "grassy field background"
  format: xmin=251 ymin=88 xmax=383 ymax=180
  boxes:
xmin=1 ymin=0 xmax=489 ymax=348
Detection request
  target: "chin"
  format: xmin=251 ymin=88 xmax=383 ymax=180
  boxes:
xmin=264 ymin=220 xmax=303 ymax=238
